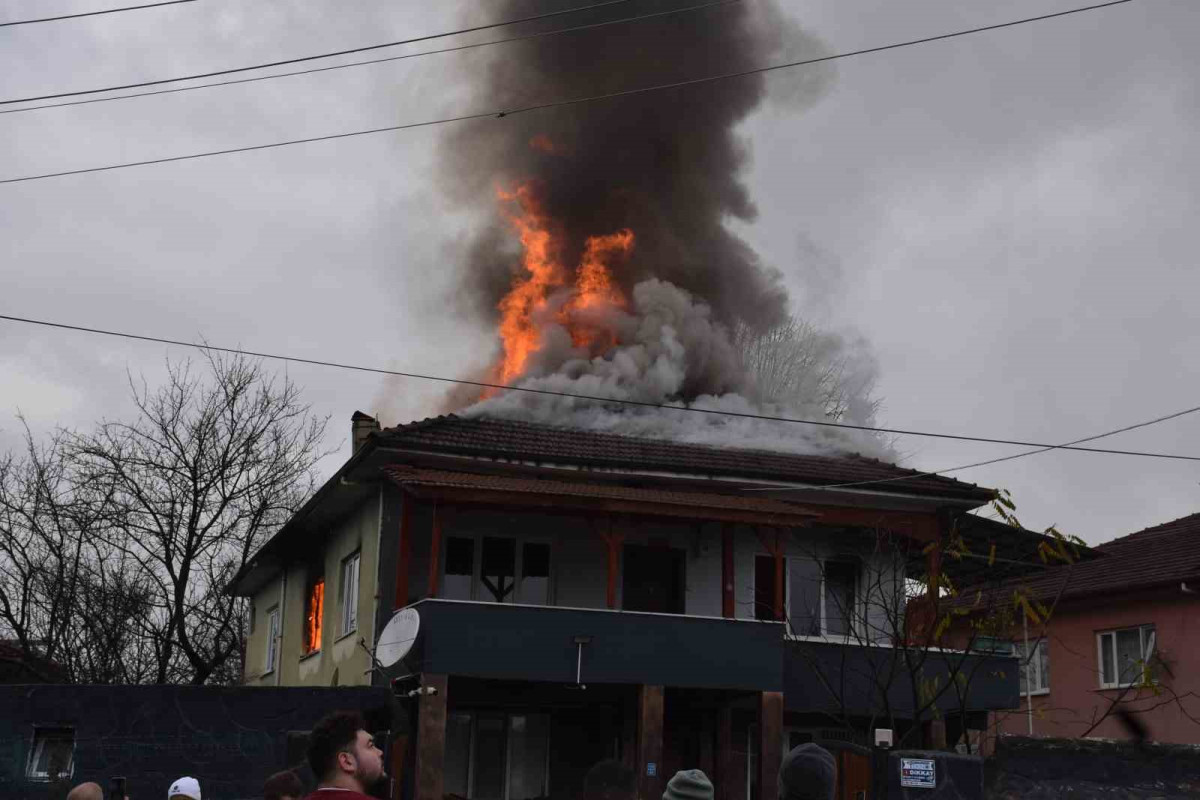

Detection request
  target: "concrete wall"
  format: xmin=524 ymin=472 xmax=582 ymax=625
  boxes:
xmin=983 ymin=589 xmax=1200 ymax=745
xmin=243 ymin=489 xmax=383 ymax=687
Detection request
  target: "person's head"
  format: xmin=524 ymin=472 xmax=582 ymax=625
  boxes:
xmin=263 ymin=769 xmax=304 ymax=800
xmin=583 ymin=759 xmax=637 ymax=800
xmin=66 ymin=783 xmax=104 ymax=800
xmin=778 ymin=743 xmax=836 ymax=800
xmin=306 ymin=710 xmax=385 ymax=790
xmin=168 ymin=776 xmax=202 ymax=800
xmin=662 ymin=769 xmax=713 ymax=800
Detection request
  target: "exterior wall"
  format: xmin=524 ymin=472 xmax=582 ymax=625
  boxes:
xmin=988 ymin=589 xmax=1200 ymax=745
xmin=243 ymin=489 xmax=383 ymax=687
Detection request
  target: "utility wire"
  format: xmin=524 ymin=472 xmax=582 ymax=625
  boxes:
xmin=0 ymin=0 xmax=740 ymax=116
xmin=0 ymin=0 xmax=635 ymax=106
xmin=0 ymin=0 xmax=1134 ymax=185
xmin=0 ymin=0 xmax=195 ymax=28
xmin=743 ymin=404 xmax=1200 ymax=493
xmin=1 ymin=312 xmax=1197 ymax=463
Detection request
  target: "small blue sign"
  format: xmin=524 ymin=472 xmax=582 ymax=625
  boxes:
xmin=647 ymin=762 xmax=657 ymax=777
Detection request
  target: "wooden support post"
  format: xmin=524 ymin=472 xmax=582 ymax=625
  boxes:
xmin=758 ymin=691 xmax=784 ymax=800
xmin=773 ymin=530 xmax=785 ymax=622
xmin=595 ymin=517 xmax=625 ymax=610
xmin=414 ymin=673 xmax=448 ymax=800
xmin=427 ymin=501 xmax=442 ymax=598
xmin=722 ymin=524 xmax=735 ymax=619
xmin=637 ymin=685 xmax=665 ymax=800
xmin=717 ymin=705 xmax=735 ymax=800
xmin=394 ymin=496 xmax=413 ymax=609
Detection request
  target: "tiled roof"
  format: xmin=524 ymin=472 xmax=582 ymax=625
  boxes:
xmin=375 ymin=415 xmax=995 ymax=502
xmin=1015 ymin=512 xmax=1200 ymax=600
xmin=382 ymin=465 xmax=820 ymax=525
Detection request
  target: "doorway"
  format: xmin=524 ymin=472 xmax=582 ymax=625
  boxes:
xmin=622 ymin=545 xmax=685 ymax=614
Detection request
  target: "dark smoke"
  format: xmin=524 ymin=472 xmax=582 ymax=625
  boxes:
xmin=440 ymin=0 xmax=833 ymax=340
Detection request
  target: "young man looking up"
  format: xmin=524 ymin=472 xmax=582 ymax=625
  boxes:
xmin=302 ymin=711 xmax=386 ymax=800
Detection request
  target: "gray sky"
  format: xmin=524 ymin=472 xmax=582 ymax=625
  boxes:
xmin=1 ymin=0 xmax=1196 ymax=546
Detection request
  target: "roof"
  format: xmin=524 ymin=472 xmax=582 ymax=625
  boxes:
xmin=374 ymin=415 xmax=996 ymax=503
xmin=1009 ymin=511 xmax=1200 ymax=602
xmin=383 ymin=465 xmax=820 ymax=526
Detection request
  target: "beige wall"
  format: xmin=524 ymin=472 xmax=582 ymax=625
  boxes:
xmin=244 ymin=489 xmax=383 ymax=687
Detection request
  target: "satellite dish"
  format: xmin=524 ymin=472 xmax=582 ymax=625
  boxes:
xmin=376 ymin=608 xmax=420 ymax=668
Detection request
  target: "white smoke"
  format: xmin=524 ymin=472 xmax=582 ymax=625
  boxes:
xmin=463 ymin=279 xmax=892 ymax=458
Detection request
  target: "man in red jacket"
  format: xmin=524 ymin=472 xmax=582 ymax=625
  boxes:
xmin=302 ymin=711 xmax=386 ymax=800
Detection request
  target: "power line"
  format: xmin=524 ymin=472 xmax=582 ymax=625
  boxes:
xmin=0 ymin=0 xmax=1135 ymax=185
xmin=0 ymin=0 xmax=741 ymax=116
xmin=2 ymin=312 xmax=1197 ymax=463
xmin=744 ymin=404 xmax=1200 ymax=493
xmin=0 ymin=0 xmax=195 ymax=28
xmin=0 ymin=0 xmax=635 ymax=106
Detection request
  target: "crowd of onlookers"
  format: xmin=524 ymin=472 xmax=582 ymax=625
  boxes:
xmin=57 ymin=710 xmax=837 ymax=800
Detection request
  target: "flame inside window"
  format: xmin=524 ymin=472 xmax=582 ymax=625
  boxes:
xmin=304 ymin=577 xmax=324 ymax=654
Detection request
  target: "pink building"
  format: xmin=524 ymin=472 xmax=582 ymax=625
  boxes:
xmin=978 ymin=512 xmax=1200 ymax=745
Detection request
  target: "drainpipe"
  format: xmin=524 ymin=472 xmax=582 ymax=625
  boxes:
xmin=1023 ymin=614 xmax=1033 ymax=736
xmin=276 ymin=568 xmax=288 ymax=687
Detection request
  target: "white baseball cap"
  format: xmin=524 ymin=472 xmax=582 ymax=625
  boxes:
xmin=168 ymin=777 xmax=202 ymax=800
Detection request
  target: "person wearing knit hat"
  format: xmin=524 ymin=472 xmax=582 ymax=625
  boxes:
xmin=778 ymin=743 xmax=836 ymax=800
xmin=662 ymin=769 xmax=713 ymax=800
xmin=168 ymin=776 xmax=202 ymax=800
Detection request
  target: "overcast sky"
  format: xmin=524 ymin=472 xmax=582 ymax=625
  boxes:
xmin=1 ymin=0 xmax=1197 ymax=546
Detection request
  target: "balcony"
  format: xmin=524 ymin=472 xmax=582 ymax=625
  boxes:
xmin=400 ymin=599 xmax=785 ymax=691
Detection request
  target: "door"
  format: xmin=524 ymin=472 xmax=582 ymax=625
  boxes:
xmin=622 ymin=545 xmax=685 ymax=614
xmin=837 ymin=749 xmax=871 ymax=800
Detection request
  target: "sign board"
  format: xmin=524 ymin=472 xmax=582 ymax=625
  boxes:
xmin=900 ymin=758 xmax=936 ymax=789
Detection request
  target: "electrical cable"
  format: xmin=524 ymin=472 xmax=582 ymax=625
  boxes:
xmin=0 ymin=0 xmax=740 ymax=116
xmin=0 ymin=0 xmax=635 ymax=106
xmin=1 ymin=311 xmax=1197 ymax=463
xmin=0 ymin=0 xmax=195 ymax=28
xmin=0 ymin=0 xmax=1135 ymax=185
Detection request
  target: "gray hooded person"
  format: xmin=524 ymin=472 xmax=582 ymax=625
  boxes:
xmin=778 ymin=743 xmax=837 ymax=800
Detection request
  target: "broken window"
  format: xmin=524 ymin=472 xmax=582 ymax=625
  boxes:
xmin=26 ymin=728 xmax=74 ymax=781
xmin=303 ymin=575 xmax=324 ymax=655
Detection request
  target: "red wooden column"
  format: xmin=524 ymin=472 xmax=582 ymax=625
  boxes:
xmin=637 ymin=685 xmax=665 ymax=800
xmin=415 ymin=673 xmax=449 ymax=800
xmin=595 ymin=517 xmax=625 ymax=610
xmin=394 ymin=495 xmax=413 ymax=609
xmin=716 ymin=705 xmax=735 ymax=800
xmin=427 ymin=501 xmax=442 ymax=598
xmin=758 ymin=691 xmax=784 ymax=800
xmin=721 ymin=524 xmax=735 ymax=618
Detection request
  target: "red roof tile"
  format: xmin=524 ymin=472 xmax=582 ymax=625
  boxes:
xmin=376 ymin=415 xmax=995 ymax=502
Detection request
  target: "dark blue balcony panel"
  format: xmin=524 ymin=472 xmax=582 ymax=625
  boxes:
xmin=784 ymin=639 xmax=1021 ymax=717
xmin=402 ymin=599 xmax=785 ymax=691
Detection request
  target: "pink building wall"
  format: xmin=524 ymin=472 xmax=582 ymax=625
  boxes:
xmin=985 ymin=586 xmax=1200 ymax=745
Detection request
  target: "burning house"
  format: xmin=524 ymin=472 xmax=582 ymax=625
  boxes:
xmin=229 ymin=413 xmax=1039 ymax=800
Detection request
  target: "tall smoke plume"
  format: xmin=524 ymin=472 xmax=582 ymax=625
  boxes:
xmin=433 ymin=0 xmax=889 ymax=457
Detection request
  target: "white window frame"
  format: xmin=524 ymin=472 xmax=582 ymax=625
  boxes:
xmin=340 ymin=551 xmax=361 ymax=637
xmin=1097 ymin=624 xmax=1156 ymax=689
xmin=449 ymin=710 xmax=551 ymax=800
xmin=442 ymin=534 xmax=554 ymax=605
xmin=25 ymin=728 xmax=75 ymax=781
xmin=264 ymin=605 xmax=280 ymax=674
xmin=1014 ymin=638 xmax=1050 ymax=695
xmin=754 ymin=554 xmax=862 ymax=638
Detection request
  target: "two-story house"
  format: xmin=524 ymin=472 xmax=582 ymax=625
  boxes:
xmin=231 ymin=413 xmax=1031 ymax=800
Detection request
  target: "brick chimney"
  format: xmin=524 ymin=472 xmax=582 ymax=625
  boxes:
xmin=351 ymin=411 xmax=380 ymax=453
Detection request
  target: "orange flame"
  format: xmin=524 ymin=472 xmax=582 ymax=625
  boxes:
xmin=493 ymin=181 xmax=634 ymax=386
xmin=304 ymin=578 xmax=324 ymax=654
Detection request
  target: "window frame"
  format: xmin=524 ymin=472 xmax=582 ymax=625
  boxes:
xmin=445 ymin=710 xmax=552 ymax=800
xmin=1014 ymin=638 xmax=1050 ymax=696
xmin=441 ymin=533 xmax=554 ymax=606
xmin=755 ymin=554 xmax=862 ymax=638
xmin=1097 ymin=624 xmax=1156 ymax=689
xmin=264 ymin=605 xmax=280 ymax=674
xmin=340 ymin=550 xmax=361 ymax=638
xmin=25 ymin=727 xmax=75 ymax=781
xmin=302 ymin=572 xmax=325 ymax=656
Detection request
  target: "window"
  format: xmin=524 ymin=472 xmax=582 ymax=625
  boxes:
xmin=443 ymin=711 xmax=550 ymax=800
xmin=265 ymin=606 xmax=280 ymax=674
xmin=26 ymin=728 xmax=74 ymax=781
xmin=1098 ymin=624 xmax=1156 ymax=688
xmin=442 ymin=535 xmax=553 ymax=606
xmin=340 ymin=551 xmax=361 ymax=636
xmin=303 ymin=574 xmax=325 ymax=655
xmin=755 ymin=555 xmax=785 ymax=621
xmin=784 ymin=557 xmax=860 ymax=637
xmin=1014 ymin=638 xmax=1050 ymax=694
